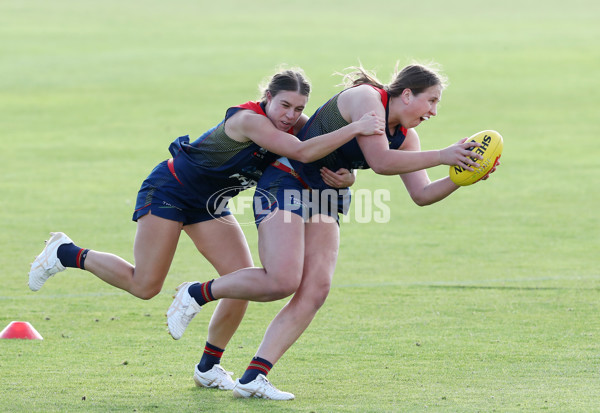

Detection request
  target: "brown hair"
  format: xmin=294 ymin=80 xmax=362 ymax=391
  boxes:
xmin=339 ymin=61 xmax=448 ymax=97
xmin=260 ymin=68 xmax=311 ymax=104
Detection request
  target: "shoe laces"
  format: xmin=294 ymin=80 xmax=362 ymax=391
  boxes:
xmin=180 ymin=296 xmax=199 ymax=322
xmin=256 ymin=375 xmax=279 ymax=393
xmin=169 ymin=290 xmax=197 ymax=321
xmin=213 ymin=365 xmax=234 ymax=378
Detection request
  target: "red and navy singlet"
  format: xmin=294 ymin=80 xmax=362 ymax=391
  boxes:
xmin=168 ymin=101 xmax=283 ymax=202
xmin=289 ymin=86 xmax=407 ymax=190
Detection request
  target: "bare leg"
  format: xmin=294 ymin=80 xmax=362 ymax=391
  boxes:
xmin=255 ymin=216 xmax=339 ymax=364
xmin=183 ymin=215 xmax=253 ymax=349
xmin=83 ymin=213 xmax=182 ymax=299
xmin=208 ymin=209 xmax=306 ymax=302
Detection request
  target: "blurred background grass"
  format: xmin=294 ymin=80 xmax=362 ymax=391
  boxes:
xmin=1 ymin=0 xmax=599 ymax=411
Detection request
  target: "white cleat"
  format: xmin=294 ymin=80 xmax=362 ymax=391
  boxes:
xmin=29 ymin=232 xmax=73 ymax=291
xmin=166 ymin=282 xmax=202 ymax=340
xmin=194 ymin=365 xmax=236 ymax=390
xmin=233 ymin=374 xmax=295 ymax=400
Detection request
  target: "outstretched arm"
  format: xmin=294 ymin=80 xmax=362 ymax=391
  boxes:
xmin=397 ymin=132 xmax=459 ymax=206
xmin=340 ymin=86 xmax=481 ymax=175
xmin=360 ymin=133 xmax=481 ymax=175
xmin=400 ymin=136 xmax=502 ymax=206
xmin=400 ymin=171 xmax=459 ymax=206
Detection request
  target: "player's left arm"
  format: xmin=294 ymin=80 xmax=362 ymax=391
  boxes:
xmin=399 ymin=129 xmax=460 ymax=206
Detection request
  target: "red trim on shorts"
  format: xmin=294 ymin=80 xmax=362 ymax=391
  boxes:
xmin=134 ymin=203 xmax=151 ymax=212
xmin=167 ymin=158 xmax=183 ymax=186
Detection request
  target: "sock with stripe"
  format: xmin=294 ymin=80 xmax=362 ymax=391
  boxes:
xmin=238 ymin=356 xmax=273 ymax=384
xmin=187 ymin=280 xmax=216 ymax=306
xmin=198 ymin=342 xmax=225 ymax=373
xmin=57 ymin=243 xmax=90 ymax=270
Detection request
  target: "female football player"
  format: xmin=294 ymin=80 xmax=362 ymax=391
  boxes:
xmin=167 ymin=62 xmax=496 ymax=399
xmin=29 ymin=67 xmax=385 ymax=390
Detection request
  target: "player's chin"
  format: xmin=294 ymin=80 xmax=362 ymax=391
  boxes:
xmin=413 ymin=117 xmax=428 ymax=127
xmin=278 ymin=120 xmax=294 ymax=131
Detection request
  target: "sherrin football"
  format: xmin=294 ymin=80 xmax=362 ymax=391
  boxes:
xmin=449 ymin=130 xmax=503 ymax=186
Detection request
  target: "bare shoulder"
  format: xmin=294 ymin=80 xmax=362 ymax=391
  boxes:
xmin=339 ymin=84 xmax=381 ymax=102
xmin=338 ymin=85 xmax=385 ymax=121
xmin=225 ymin=109 xmax=267 ymax=142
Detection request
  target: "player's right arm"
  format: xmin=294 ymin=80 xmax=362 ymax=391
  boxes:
xmin=341 ymin=86 xmax=480 ymax=175
xmin=227 ymin=110 xmax=385 ymax=164
xmin=397 ymin=130 xmax=461 ymax=206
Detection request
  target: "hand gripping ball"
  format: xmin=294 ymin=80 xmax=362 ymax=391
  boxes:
xmin=449 ymin=130 xmax=503 ymax=186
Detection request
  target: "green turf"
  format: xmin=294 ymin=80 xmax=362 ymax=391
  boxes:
xmin=1 ymin=0 xmax=599 ymax=411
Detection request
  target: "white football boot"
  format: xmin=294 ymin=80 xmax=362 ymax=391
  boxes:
xmin=233 ymin=374 xmax=295 ymax=400
xmin=194 ymin=365 xmax=235 ymax=390
xmin=29 ymin=232 xmax=73 ymax=291
xmin=166 ymin=282 xmax=202 ymax=339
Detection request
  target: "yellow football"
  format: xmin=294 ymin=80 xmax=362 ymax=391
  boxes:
xmin=449 ymin=130 xmax=503 ymax=186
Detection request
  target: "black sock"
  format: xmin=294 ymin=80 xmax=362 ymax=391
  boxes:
xmin=198 ymin=342 xmax=224 ymax=373
xmin=57 ymin=243 xmax=90 ymax=270
xmin=187 ymin=280 xmax=215 ymax=306
xmin=238 ymin=357 xmax=273 ymax=384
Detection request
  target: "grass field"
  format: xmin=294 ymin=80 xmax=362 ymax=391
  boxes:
xmin=1 ymin=0 xmax=599 ymax=411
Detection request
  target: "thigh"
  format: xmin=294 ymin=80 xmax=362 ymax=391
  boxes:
xmin=184 ymin=215 xmax=254 ymax=275
xmin=257 ymin=208 xmax=305 ymax=276
xmin=298 ymin=216 xmax=340 ymax=296
xmin=252 ymin=217 xmax=339 ymax=362
xmin=132 ymin=213 xmax=183 ymax=287
xmin=254 ymin=167 xmax=309 ymax=226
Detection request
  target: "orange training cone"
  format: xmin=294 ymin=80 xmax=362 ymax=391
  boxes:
xmin=0 ymin=321 xmax=44 ymax=340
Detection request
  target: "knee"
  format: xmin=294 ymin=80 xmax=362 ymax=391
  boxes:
xmin=287 ymin=281 xmax=331 ymax=319
xmin=269 ymin=276 xmax=302 ymax=300
xmin=297 ymin=275 xmax=331 ymax=311
xmin=310 ymin=281 xmax=332 ymax=310
xmin=129 ymin=275 xmax=163 ymax=300
xmin=265 ymin=266 xmax=303 ymax=300
xmin=134 ymin=287 xmax=161 ymax=300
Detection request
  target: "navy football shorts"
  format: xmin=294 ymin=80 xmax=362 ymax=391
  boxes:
xmin=132 ymin=160 xmax=232 ymax=226
xmin=253 ymin=165 xmax=349 ymax=227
